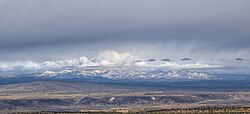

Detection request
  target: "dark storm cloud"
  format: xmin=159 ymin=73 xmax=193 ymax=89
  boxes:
xmin=0 ymin=0 xmax=250 ymax=60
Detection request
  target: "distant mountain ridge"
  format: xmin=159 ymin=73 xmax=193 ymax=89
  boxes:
xmin=0 ymin=67 xmax=214 ymax=80
xmin=1 ymin=66 xmax=250 ymax=85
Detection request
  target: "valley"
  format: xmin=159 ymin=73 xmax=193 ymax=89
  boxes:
xmin=1 ymin=80 xmax=250 ymax=113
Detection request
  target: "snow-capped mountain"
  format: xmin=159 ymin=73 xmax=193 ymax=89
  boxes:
xmin=2 ymin=65 xmax=250 ymax=82
xmin=36 ymin=67 xmax=213 ymax=80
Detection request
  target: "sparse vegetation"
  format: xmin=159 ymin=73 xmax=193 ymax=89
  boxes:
xmin=11 ymin=107 xmax=250 ymax=114
xmin=1 ymin=81 xmax=250 ymax=113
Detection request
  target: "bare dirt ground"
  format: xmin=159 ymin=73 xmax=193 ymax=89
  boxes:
xmin=0 ymin=81 xmax=250 ymax=113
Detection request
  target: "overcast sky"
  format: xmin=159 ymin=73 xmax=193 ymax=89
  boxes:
xmin=0 ymin=0 xmax=250 ymax=62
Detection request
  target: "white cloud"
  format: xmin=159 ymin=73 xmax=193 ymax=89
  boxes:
xmin=0 ymin=61 xmax=41 ymax=71
xmin=0 ymin=51 xmax=220 ymax=71
xmin=0 ymin=63 xmax=11 ymax=71
xmin=158 ymin=62 xmax=219 ymax=69
xmin=79 ymin=57 xmax=98 ymax=67
xmin=22 ymin=61 xmax=41 ymax=69
xmin=96 ymin=51 xmax=137 ymax=66
xmin=42 ymin=61 xmax=59 ymax=68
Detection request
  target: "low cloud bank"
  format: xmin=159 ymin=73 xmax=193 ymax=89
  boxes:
xmin=0 ymin=51 xmax=220 ymax=71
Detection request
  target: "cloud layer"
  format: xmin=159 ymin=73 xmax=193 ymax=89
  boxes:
xmin=0 ymin=0 xmax=250 ymax=61
xmin=0 ymin=51 xmax=219 ymax=71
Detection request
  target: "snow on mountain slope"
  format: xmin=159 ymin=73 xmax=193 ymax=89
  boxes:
xmin=0 ymin=51 xmax=249 ymax=81
xmin=2 ymin=66 xmax=250 ymax=81
xmin=36 ymin=67 xmax=213 ymax=80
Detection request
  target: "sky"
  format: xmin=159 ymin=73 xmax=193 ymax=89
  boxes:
xmin=0 ymin=0 xmax=250 ymax=63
